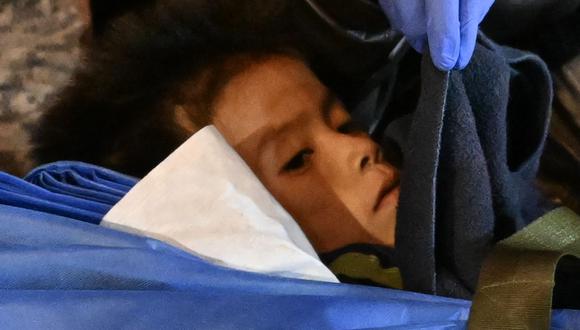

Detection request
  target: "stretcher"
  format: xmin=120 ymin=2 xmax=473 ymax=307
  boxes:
xmin=0 ymin=161 xmax=579 ymax=329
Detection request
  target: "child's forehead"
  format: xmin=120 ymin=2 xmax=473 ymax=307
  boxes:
xmin=212 ymin=55 xmax=328 ymax=147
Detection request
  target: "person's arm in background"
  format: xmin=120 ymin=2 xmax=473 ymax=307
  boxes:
xmin=379 ymin=0 xmax=494 ymax=70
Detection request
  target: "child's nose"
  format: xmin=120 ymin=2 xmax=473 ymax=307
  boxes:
xmin=348 ymin=137 xmax=380 ymax=174
xmin=360 ymin=155 xmax=371 ymax=171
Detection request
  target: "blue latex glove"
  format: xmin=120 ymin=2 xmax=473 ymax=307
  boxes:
xmin=379 ymin=0 xmax=494 ymax=70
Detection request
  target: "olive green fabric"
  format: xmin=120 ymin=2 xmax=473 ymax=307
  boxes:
xmin=328 ymin=252 xmax=403 ymax=289
xmin=468 ymin=207 xmax=580 ymax=329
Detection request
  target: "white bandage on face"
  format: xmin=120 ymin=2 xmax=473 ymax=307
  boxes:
xmin=102 ymin=125 xmax=338 ymax=283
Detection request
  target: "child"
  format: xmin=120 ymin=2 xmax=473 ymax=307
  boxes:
xmin=32 ymin=0 xmax=400 ymax=254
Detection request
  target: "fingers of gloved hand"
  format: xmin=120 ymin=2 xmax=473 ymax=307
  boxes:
xmin=456 ymin=19 xmax=478 ymax=69
xmin=407 ymin=36 xmax=427 ymax=53
xmin=426 ymin=0 xmax=461 ymax=71
xmin=456 ymin=0 xmax=495 ymax=69
xmin=379 ymin=0 xmax=426 ymax=46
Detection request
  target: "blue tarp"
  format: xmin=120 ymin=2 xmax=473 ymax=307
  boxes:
xmin=0 ymin=161 xmax=578 ymax=329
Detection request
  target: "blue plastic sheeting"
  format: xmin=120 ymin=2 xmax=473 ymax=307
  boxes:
xmin=0 ymin=204 xmax=473 ymax=329
xmin=0 ymin=161 xmax=578 ymax=329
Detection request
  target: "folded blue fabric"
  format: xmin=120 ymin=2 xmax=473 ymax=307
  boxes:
xmin=0 ymin=161 xmax=137 ymax=223
xmin=25 ymin=161 xmax=137 ymax=202
xmin=0 ymin=173 xmax=108 ymax=224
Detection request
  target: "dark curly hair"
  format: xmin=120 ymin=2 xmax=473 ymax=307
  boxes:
xmin=32 ymin=0 xmax=302 ymax=177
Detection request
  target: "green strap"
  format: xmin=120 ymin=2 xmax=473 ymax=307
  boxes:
xmin=468 ymin=207 xmax=580 ymax=329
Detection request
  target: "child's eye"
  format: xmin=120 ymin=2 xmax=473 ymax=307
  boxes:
xmin=282 ymin=149 xmax=313 ymax=172
xmin=337 ymin=120 xmax=364 ymax=134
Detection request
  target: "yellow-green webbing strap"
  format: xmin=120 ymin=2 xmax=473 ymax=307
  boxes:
xmin=468 ymin=207 xmax=580 ymax=329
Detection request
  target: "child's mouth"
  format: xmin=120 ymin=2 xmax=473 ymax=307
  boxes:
xmin=373 ymin=178 xmax=400 ymax=212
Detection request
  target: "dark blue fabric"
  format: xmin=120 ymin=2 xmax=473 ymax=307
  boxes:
xmin=384 ymin=34 xmax=555 ymax=298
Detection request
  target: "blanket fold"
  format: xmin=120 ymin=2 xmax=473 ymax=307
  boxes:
xmin=387 ymin=34 xmax=554 ymax=298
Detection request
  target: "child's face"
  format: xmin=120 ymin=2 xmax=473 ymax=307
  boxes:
xmin=213 ymin=56 xmax=399 ymax=253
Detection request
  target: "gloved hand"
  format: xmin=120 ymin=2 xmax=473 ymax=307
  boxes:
xmin=379 ymin=0 xmax=494 ymax=70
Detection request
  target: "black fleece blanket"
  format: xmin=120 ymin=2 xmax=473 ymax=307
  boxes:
xmin=385 ymin=34 xmax=554 ymax=299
